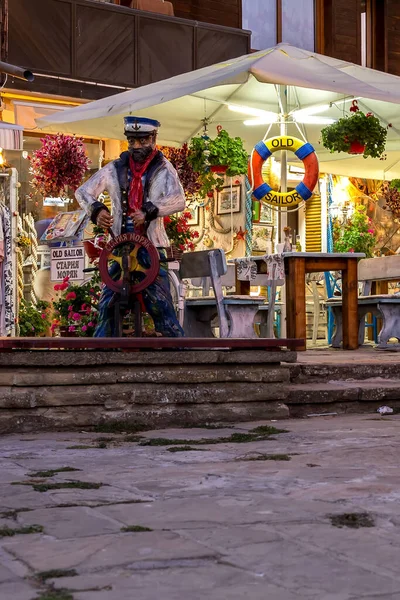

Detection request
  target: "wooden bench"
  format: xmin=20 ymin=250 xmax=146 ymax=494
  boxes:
xmin=180 ymin=249 xmax=264 ymax=338
xmin=325 ymin=255 xmax=400 ymax=348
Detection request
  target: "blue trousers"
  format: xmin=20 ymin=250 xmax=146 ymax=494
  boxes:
xmin=95 ymin=224 xmax=184 ymax=338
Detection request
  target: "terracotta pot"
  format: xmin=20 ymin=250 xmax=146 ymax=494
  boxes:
xmin=83 ymin=239 xmax=105 ymax=262
xmin=348 ymin=141 xmax=366 ymax=155
xmin=210 ymin=165 xmax=228 ymax=174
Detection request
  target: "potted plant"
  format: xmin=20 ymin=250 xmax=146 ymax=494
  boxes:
xmin=321 ymin=101 xmax=389 ymax=159
xmin=333 ymin=204 xmax=376 ymax=257
xmin=52 ymin=273 xmax=101 ymax=336
xmin=18 ymin=299 xmax=52 ymax=337
xmin=188 ymin=128 xmax=248 ymax=198
xmin=163 ymin=211 xmax=199 ymax=260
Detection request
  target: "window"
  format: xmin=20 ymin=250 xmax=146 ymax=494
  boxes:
xmin=281 ymin=0 xmax=315 ymax=52
xmin=242 ymin=0 xmax=277 ymax=51
xmin=242 ymin=0 xmax=315 ymax=52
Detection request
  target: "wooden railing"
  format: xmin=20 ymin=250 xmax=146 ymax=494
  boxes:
xmin=6 ymin=0 xmax=250 ymax=99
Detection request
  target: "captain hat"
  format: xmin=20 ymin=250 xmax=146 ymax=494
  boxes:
xmin=124 ymin=116 xmax=161 ymax=137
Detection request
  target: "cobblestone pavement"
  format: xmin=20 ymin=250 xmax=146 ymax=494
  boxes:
xmin=1 ymin=415 xmax=400 ymax=599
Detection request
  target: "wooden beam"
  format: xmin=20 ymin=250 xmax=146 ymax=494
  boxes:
xmin=276 ymin=0 xmax=282 ymax=43
xmin=315 ymin=0 xmax=325 ymax=53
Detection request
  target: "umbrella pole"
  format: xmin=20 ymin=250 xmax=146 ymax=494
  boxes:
xmin=279 ymin=85 xmax=288 ymax=337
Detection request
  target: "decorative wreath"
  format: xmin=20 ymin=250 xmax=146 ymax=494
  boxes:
xmin=30 ymin=134 xmax=91 ymax=198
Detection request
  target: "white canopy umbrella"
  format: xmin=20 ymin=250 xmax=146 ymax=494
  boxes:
xmin=36 ymin=43 xmax=400 ymax=179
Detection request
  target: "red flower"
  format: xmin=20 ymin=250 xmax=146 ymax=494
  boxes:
xmin=65 ymin=291 xmax=77 ymax=301
xmin=163 ymin=216 xmax=172 ymax=225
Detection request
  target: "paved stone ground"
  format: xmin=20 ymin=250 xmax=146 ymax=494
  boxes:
xmin=1 ymin=415 xmax=400 ymax=599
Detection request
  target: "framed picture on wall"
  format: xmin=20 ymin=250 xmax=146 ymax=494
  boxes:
xmin=251 ymin=224 xmax=274 ymax=253
xmin=259 ymin=201 xmax=273 ymax=224
xmin=186 ymin=205 xmax=199 ymax=226
xmin=217 ymin=185 xmax=241 ymax=215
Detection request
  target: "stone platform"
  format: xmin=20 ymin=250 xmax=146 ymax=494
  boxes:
xmin=0 ymin=349 xmax=296 ymax=433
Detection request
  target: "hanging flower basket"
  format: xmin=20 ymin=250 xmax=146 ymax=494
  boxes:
xmin=30 ymin=133 xmax=91 ymax=198
xmin=348 ymin=141 xmax=366 ymax=155
xmin=321 ymin=101 xmax=389 ymax=160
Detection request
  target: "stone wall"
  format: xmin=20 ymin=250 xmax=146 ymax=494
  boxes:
xmin=0 ymin=350 xmax=296 ymax=433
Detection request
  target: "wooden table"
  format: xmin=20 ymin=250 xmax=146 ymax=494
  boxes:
xmin=235 ymin=252 xmax=365 ymax=351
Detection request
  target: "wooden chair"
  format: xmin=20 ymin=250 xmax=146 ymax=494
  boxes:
xmin=180 ymin=249 xmax=262 ymax=338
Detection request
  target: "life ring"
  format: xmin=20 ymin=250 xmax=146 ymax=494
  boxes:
xmin=248 ymin=136 xmax=319 ymax=207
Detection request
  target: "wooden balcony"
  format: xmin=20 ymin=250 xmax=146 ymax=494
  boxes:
xmin=6 ymin=0 xmax=250 ymax=100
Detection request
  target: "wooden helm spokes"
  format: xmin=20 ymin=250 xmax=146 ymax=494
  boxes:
xmin=98 ymin=233 xmax=160 ymax=294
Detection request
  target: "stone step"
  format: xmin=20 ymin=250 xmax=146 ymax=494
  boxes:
xmin=287 ymin=377 xmax=400 ymax=418
xmin=288 ymin=361 xmax=400 ymax=384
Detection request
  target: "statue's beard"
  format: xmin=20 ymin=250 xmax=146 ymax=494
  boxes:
xmin=130 ymin=146 xmax=153 ymax=163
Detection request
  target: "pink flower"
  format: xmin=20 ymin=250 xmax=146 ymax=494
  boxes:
xmin=349 ymin=248 xmax=355 ymax=253
xmin=68 ymin=325 xmax=75 ymax=332
xmin=88 ymin=321 xmax=94 ymax=327
xmin=368 ymin=229 xmax=374 ymax=234
xmin=68 ymin=305 xmax=73 ymax=311
xmin=81 ymin=325 xmax=87 ymax=332
xmin=66 ymin=292 xmax=76 ymax=301
xmin=72 ymin=312 xmax=81 ymax=321
xmin=59 ymin=282 xmax=69 ymax=291
xmin=54 ymin=284 xmax=61 ymax=291
xmin=41 ymin=313 xmax=47 ymax=319
xmin=63 ymin=276 xmax=70 ymax=282
xmin=81 ymin=303 xmax=87 ymax=311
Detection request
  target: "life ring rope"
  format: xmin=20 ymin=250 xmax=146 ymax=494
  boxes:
xmin=248 ymin=135 xmax=319 ymax=207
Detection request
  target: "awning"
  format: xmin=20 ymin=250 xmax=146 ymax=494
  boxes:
xmin=36 ymin=43 xmax=400 ymax=178
xmin=0 ymin=122 xmax=23 ymax=151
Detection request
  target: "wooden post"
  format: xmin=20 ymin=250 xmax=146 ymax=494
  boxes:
xmin=285 ymin=257 xmax=306 ymax=351
xmin=342 ymin=258 xmax=359 ymax=350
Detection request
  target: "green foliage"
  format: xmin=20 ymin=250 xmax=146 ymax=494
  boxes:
xmin=121 ymin=525 xmax=153 ymax=532
xmin=18 ymin=299 xmax=51 ymax=337
xmin=333 ymin=204 xmax=376 ymax=257
xmin=0 ymin=524 xmax=43 ymax=537
xmin=321 ymin=111 xmax=387 ymax=159
xmin=29 ymin=467 xmax=81 ymax=478
xmin=36 ymin=570 xmax=78 ymax=582
xmin=390 ymin=179 xmax=400 ymax=191
xmin=188 ymin=129 xmax=248 ymax=198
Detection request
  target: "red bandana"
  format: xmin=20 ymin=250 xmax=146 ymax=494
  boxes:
xmin=128 ymin=148 xmax=158 ymax=214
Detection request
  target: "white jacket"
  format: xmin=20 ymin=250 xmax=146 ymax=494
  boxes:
xmin=75 ymin=155 xmax=185 ymax=247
